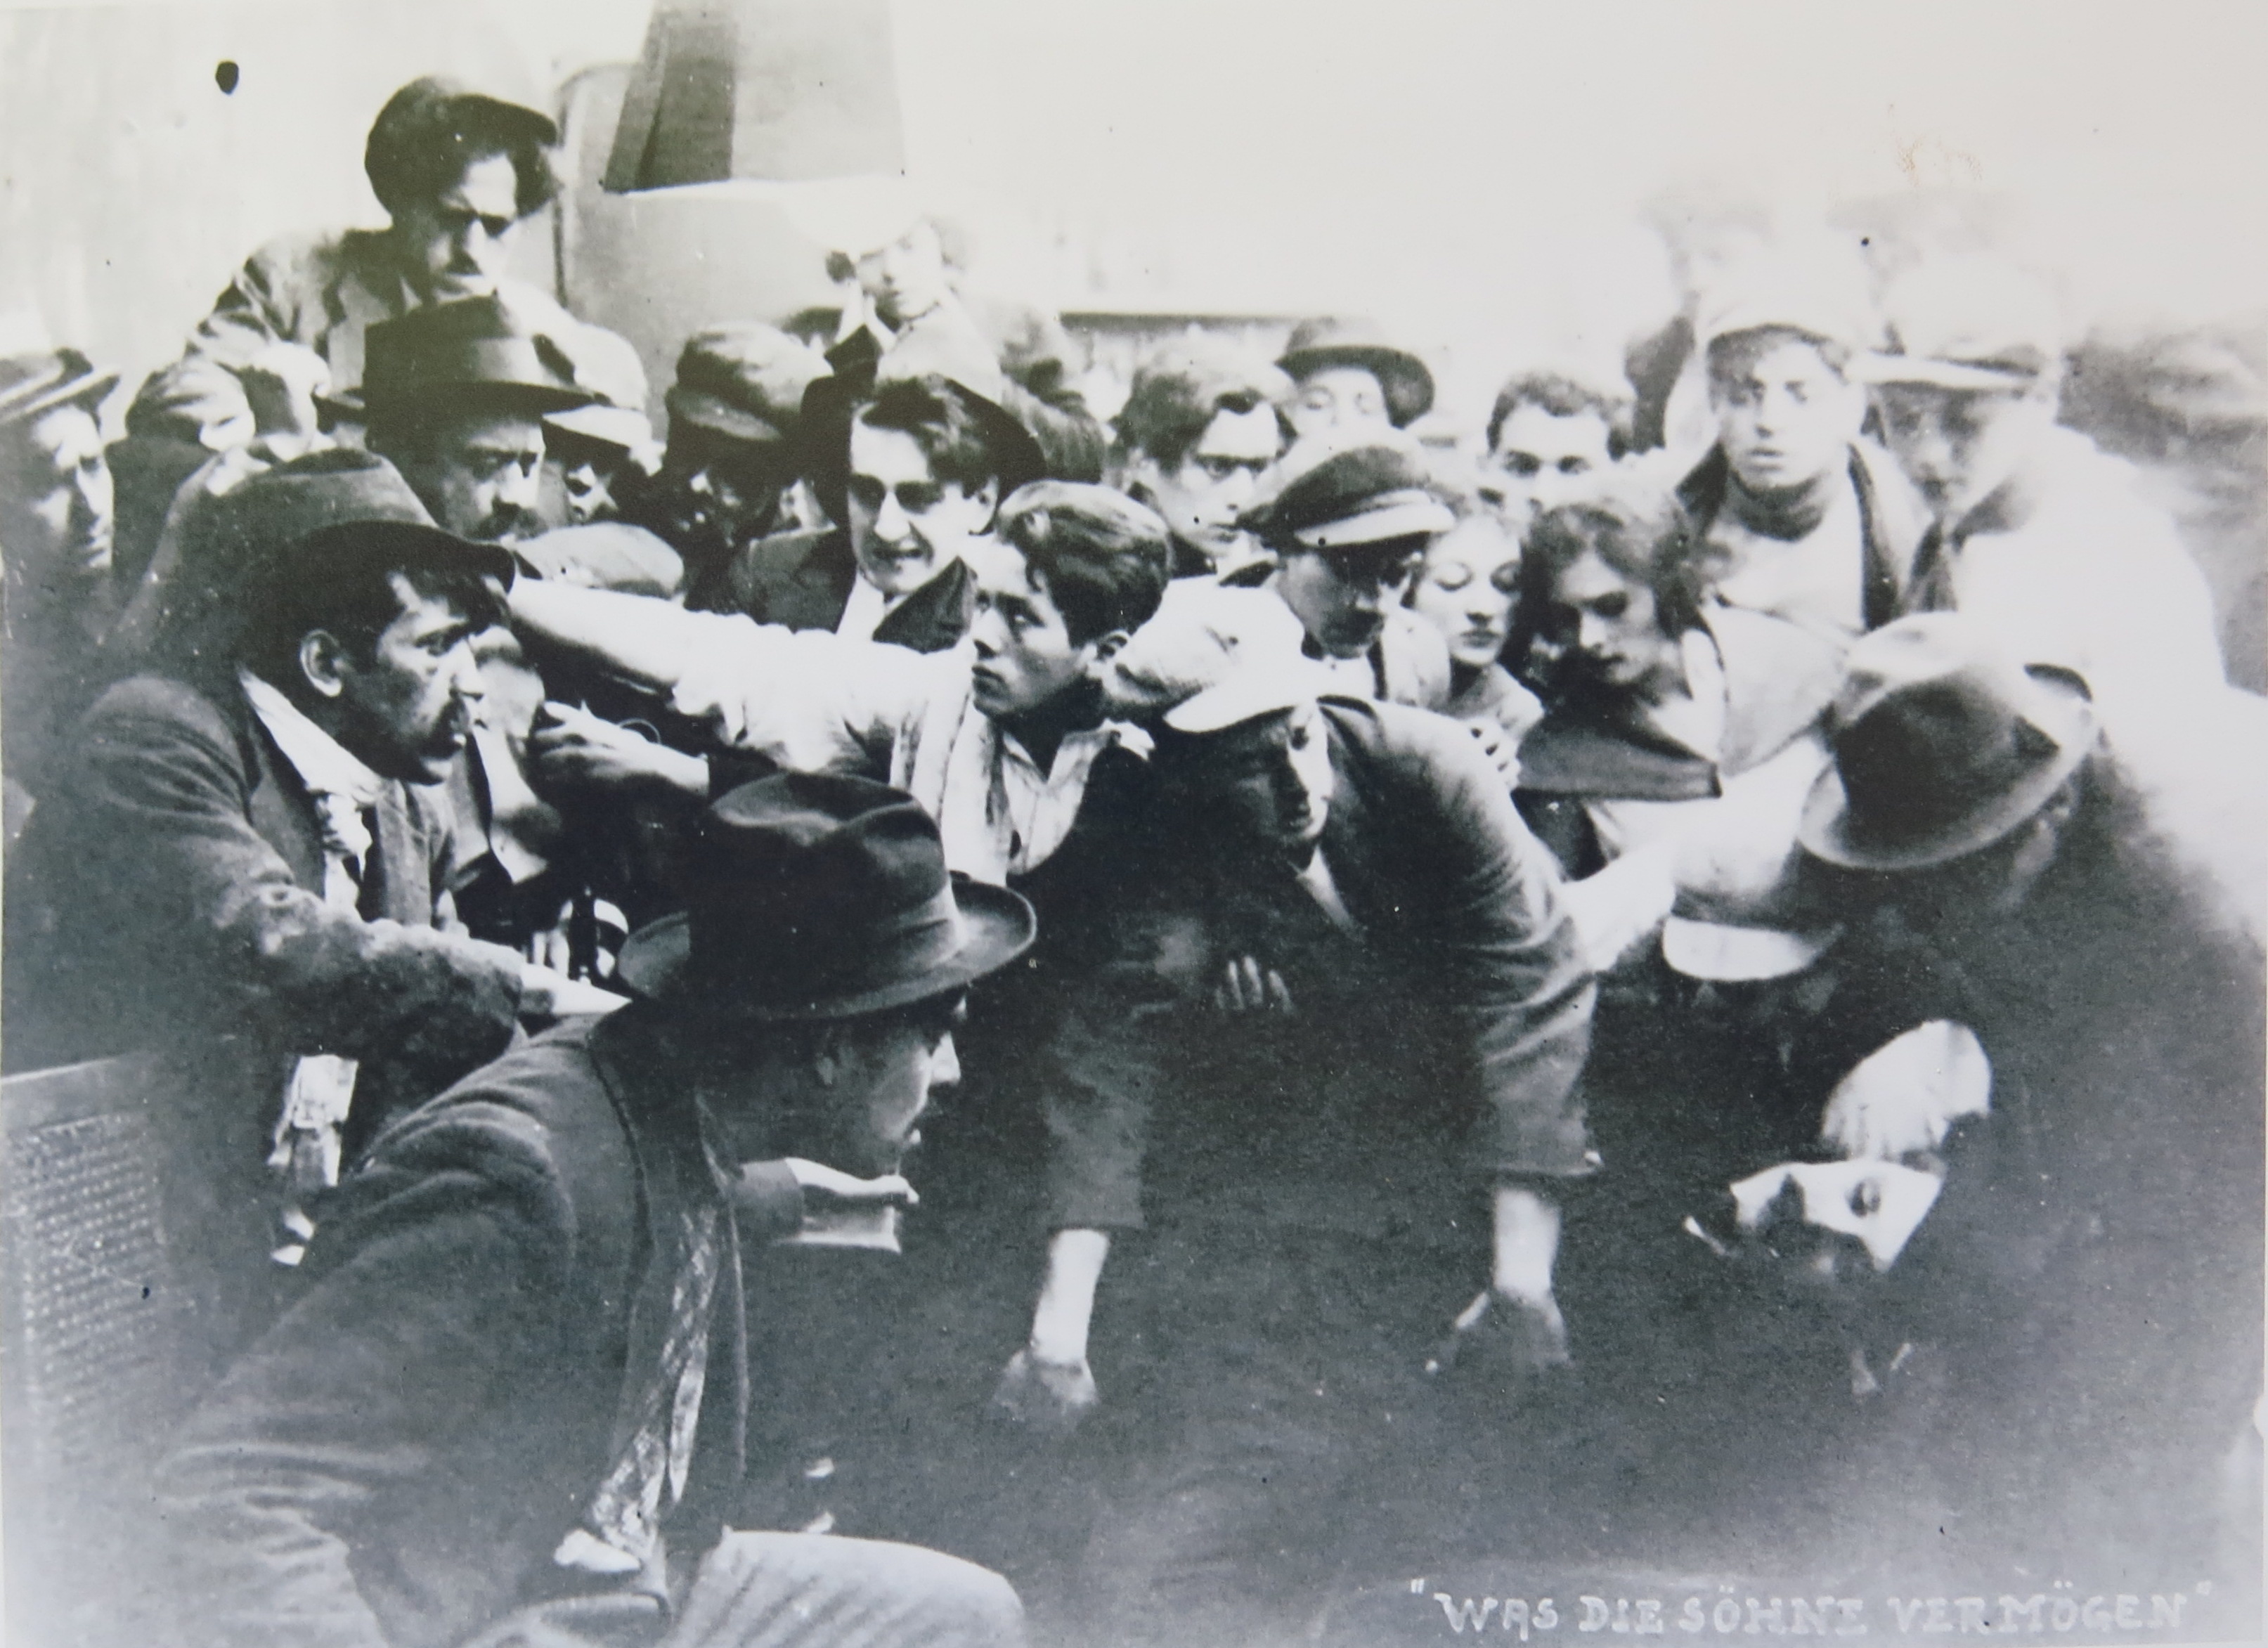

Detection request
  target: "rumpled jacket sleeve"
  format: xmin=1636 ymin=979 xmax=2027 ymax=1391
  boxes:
xmin=667 ymin=609 xmax=947 ymax=775
xmin=1394 ymin=711 xmax=1598 ymax=1179
xmin=153 ymin=1104 xmax=578 ymax=1648
xmin=130 ymin=234 xmax=339 ymax=450
xmin=72 ymin=679 xmax=524 ymax=1074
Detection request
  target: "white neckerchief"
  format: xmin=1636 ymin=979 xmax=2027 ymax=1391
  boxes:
xmin=238 ymin=668 xmax=386 ymax=1213
xmin=1295 ymin=848 xmax=1363 ymax=937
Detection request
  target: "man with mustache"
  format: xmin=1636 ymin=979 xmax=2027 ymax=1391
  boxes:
xmin=358 ymin=292 xmax=592 ymax=547
xmin=3 ymin=450 xmax=621 ymax=1369
xmin=127 ymin=76 xmax=562 ymax=458
xmin=0 ymin=332 xmax=122 ymax=837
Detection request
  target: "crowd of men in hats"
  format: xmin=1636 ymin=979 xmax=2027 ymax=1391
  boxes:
xmin=0 ymin=69 xmax=2262 ymax=1648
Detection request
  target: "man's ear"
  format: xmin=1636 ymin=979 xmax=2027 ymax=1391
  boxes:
xmin=811 ymin=1021 xmax=848 ymax=1089
xmin=297 ymin=630 xmax=351 ymax=699
xmin=1079 ymin=630 xmax=1133 ymax=682
xmin=972 ymin=476 xmax=1001 ymax=528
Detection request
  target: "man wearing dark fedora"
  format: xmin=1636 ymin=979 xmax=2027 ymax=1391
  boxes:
xmin=0 ymin=331 xmax=122 ymax=834
xmin=157 ymin=773 xmax=1035 ymax=1648
xmin=1027 ymin=653 xmax=1596 ymax=1645
xmin=4 ymin=448 xmax=621 ymax=1361
xmin=353 ymin=291 xmax=595 ymax=547
xmin=1276 ymin=316 xmax=1435 ymax=443
xmin=1787 ymin=613 xmax=2264 ymax=1578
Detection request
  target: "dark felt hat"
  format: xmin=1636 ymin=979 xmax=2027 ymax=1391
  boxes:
xmin=616 ymin=772 xmax=1036 ymax=1022
xmin=337 ymin=294 xmax=593 ymax=422
xmin=1800 ymin=614 xmax=2099 ymax=871
xmin=200 ymin=446 xmax=515 ymax=590
xmin=1242 ymin=436 xmax=1454 ymax=554
xmin=1277 ymin=318 xmax=1435 ymax=428
xmin=0 ymin=347 xmax=119 ymax=429
xmin=666 ymin=323 xmax=830 ymax=449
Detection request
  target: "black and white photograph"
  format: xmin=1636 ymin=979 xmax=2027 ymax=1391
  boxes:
xmin=1 ymin=3 xmax=2263 ymax=1644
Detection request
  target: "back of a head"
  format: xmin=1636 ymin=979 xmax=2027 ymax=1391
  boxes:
xmin=994 ymin=481 xmax=1173 ymax=644
xmin=1116 ymin=336 xmax=1290 ymax=470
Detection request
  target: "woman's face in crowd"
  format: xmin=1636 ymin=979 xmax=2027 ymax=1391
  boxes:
xmin=1409 ymin=518 xmax=1522 ymax=670
xmin=1545 ymin=547 xmax=1675 ymax=694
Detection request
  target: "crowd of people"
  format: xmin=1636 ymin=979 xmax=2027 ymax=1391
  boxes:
xmin=1 ymin=70 xmax=2262 ymax=1648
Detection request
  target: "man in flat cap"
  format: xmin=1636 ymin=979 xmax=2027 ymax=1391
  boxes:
xmin=0 ymin=330 xmax=122 ymax=834
xmin=157 ymin=773 xmax=1035 ymax=1648
xmin=1276 ymin=316 xmax=1435 ymax=443
xmin=1113 ymin=334 xmax=1291 ymax=580
xmin=4 ymin=448 xmax=620 ymax=1360
xmin=1230 ymin=434 xmax=1460 ymax=710
xmin=129 ymin=76 xmax=562 ymax=457
xmin=792 ymin=180 xmax=1105 ymax=484
xmin=629 ymin=323 xmax=828 ymax=609
xmin=1780 ymin=613 xmax=2263 ymax=1578
xmin=1860 ymin=255 xmax=2224 ymax=734
xmin=1676 ymin=247 xmax=1929 ymax=639
xmin=1032 ymin=654 xmax=1595 ymax=1645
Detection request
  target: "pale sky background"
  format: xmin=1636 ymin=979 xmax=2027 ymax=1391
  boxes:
xmin=1 ymin=0 xmax=2262 ymax=426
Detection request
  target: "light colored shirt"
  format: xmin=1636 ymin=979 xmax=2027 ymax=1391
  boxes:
xmin=1295 ymin=849 xmax=1363 ymax=937
xmin=670 ymin=615 xmax=1144 ymax=884
xmin=834 ymin=571 xmax=892 ymax=642
xmin=238 ymin=668 xmax=386 ymax=1207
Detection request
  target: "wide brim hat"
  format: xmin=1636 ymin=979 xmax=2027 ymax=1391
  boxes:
xmin=615 ymin=772 xmax=1035 ymax=1022
xmin=0 ymin=347 xmax=120 ymax=429
xmin=1277 ymin=318 xmax=1435 ymax=428
xmin=1799 ymin=615 xmax=2099 ymax=871
xmin=335 ymin=293 xmax=595 ymax=422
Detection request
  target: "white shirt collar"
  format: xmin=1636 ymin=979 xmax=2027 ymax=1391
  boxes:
xmin=238 ymin=667 xmax=386 ymax=810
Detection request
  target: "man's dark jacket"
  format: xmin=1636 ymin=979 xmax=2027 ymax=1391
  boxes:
xmin=689 ymin=525 xmax=973 ymax=655
xmin=153 ymin=1011 xmax=805 ymax=1648
xmin=1040 ymin=699 xmax=1598 ymax=1240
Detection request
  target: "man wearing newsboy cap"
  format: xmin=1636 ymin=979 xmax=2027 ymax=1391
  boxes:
xmin=1780 ymin=614 xmax=2263 ymax=1576
xmin=157 ymin=773 xmax=1034 ymax=1648
xmin=4 ymin=448 xmax=622 ymax=1362
xmin=1035 ymin=652 xmax=1596 ymax=1644
xmin=1860 ymin=254 xmax=2223 ymax=735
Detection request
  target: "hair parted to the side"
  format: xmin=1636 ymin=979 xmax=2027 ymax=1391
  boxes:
xmin=1486 ymin=370 xmax=1636 ymax=458
xmin=854 ymin=375 xmax=1002 ymax=495
xmin=1115 ymin=337 xmax=1292 ymax=472
xmin=1510 ymin=468 xmax=1706 ymax=670
xmin=365 ymin=97 xmax=559 ymax=221
xmin=994 ymin=481 xmax=1174 ymax=645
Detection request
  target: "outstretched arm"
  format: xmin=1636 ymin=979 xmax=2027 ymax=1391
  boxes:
xmin=509 ymin=580 xmax=716 ymax=696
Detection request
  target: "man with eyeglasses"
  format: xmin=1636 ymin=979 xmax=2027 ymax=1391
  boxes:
xmin=1113 ymin=335 xmax=1290 ymax=580
xmin=724 ymin=374 xmax=1046 ymax=654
